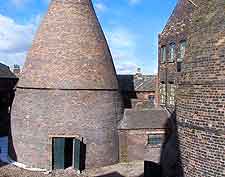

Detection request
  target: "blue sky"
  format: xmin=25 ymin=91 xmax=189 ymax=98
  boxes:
xmin=0 ymin=0 xmax=177 ymax=74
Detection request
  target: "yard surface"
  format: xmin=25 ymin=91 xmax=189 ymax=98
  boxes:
xmin=0 ymin=161 xmax=144 ymax=177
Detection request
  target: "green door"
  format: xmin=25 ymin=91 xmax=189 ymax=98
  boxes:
xmin=73 ymin=139 xmax=81 ymax=170
xmin=53 ymin=138 xmax=65 ymax=169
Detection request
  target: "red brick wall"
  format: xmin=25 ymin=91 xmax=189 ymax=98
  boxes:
xmin=119 ymin=129 xmax=165 ymax=163
xmin=177 ymin=0 xmax=225 ymax=176
xmin=11 ymin=0 xmax=123 ymax=170
xmin=158 ymin=0 xmax=194 ymax=107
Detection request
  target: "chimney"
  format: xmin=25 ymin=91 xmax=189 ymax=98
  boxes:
xmin=12 ymin=64 xmax=20 ymax=76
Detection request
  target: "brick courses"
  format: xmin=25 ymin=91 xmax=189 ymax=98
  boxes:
xmin=159 ymin=0 xmax=225 ymax=176
xmin=158 ymin=0 xmax=194 ymax=108
xmin=11 ymin=0 xmax=123 ymax=170
xmin=177 ymin=0 xmax=225 ymax=176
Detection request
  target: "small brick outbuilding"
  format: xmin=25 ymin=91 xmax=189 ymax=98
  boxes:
xmin=118 ymin=108 xmax=170 ymax=163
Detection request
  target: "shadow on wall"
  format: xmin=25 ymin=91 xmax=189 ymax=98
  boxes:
xmin=9 ymin=91 xmax=17 ymax=161
xmin=0 ymin=90 xmax=17 ymax=167
xmin=144 ymin=110 xmax=184 ymax=177
xmin=160 ymin=110 xmax=184 ymax=177
xmin=118 ymin=75 xmax=137 ymax=108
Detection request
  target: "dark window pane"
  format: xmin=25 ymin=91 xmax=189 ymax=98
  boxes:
xmin=148 ymin=135 xmax=162 ymax=145
xmin=177 ymin=62 xmax=182 ymax=72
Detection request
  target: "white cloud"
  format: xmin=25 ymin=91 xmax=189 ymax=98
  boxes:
xmin=128 ymin=0 xmax=142 ymax=5
xmin=105 ymin=27 xmax=140 ymax=74
xmin=94 ymin=3 xmax=107 ymax=13
xmin=0 ymin=14 xmax=39 ymax=67
xmin=116 ymin=62 xmax=138 ymax=74
xmin=106 ymin=28 xmax=136 ymax=49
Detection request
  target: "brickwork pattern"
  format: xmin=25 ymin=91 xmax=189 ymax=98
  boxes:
xmin=18 ymin=0 xmax=118 ymax=90
xmin=12 ymin=89 xmax=122 ymax=169
xmin=11 ymin=0 xmax=123 ymax=170
xmin=118 ymin=129 xmax=164 ymax=163
xmin=158 ymin=0 xmax=194 ymax=84
xmin=177 ymin=0 xmax=225 ymax=176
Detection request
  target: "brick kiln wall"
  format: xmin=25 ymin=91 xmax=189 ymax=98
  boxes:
xmin=11 ymin=0 xmax=123 ymax=170
xmin=12 ymin=89 xmax=122 ymax=169
xmin=18 ymin=0 xmax=118 ymax=90
xmin=176 ymin=0 xmax=225 ymax=176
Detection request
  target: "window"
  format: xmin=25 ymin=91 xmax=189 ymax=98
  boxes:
xmin=148 ymin=95 xmax=155 ymax=104
xmin=160 ymin=83 xmax=166 ymax=105
xmin=178 ymin=40 xmax=187 ymax=62
xmin=161 ymin=46 xmax=166 ymax=63
xmin=168 ymin=84 xmax=176 ymax=105
xmin=147 ymin=135 xmax=162 ymax=146
xmin=169 ymin=43 xmax=176 ymax=62
xmin=177 ymin=62 xmax=182 ymax=72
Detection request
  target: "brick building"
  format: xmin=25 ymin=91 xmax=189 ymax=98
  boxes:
xmin=117 ymin=69 xmax=169 ymax=165
xmin=118 ymin=70 xmax=157 ymax=108
xmin=158 ymin=0 xmax=225 ymax=177
xmin=158 ymin=0 xmax=194 ymax=109
xmin=11 ymin=0 xmax=122 ymax=170
xmin=118 ymin=108 xmax=169 ymax=163
xmin=11 ymin=65 xmax=21 ymax=78
xmin=176 ymin=0 xmax=225 ymax=176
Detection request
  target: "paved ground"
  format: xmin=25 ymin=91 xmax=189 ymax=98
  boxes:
xmin=86 ymin=161 xmax=144 ymax=177
xmin=0 ymin=161 xmax=144 ymax=177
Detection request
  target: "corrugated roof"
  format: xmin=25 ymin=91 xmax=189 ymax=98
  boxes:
xmin=118 ymin=108 xmax=170 ymax=130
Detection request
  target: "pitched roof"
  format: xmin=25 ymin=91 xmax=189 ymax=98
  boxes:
xmin=0 ymin=63 xmax=18 ymax=90
xmin=0 ymin=63 xmax=17 ymax=79
xmin=118 ymin=108 xmax=170 ymax=130
xmin=117 ymin=74 xmax=156 ymax=92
